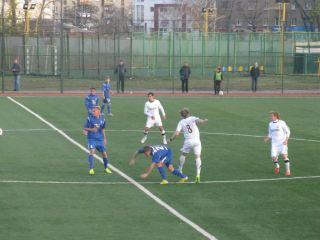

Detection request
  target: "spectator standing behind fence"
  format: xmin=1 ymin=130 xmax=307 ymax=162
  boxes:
xmin=114 ymin=60 xmax=127 ymax=93
xmin=179 ymin=62 xmax=191 ymax=93
xmin=11 ymin=59 xmax=21 ymax=91
xmin=250 ymin=62 xmax=260 ymax=92
xmin=213 ymin=66 xmax=223 ymax=95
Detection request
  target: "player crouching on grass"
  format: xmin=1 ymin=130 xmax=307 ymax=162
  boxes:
xmin=264 ymin=111 xmax=291 ymax=176
xmin=83 ymin=106 xmax=112 ymax=175
xmin=129 ymin=145 xmax=188 ymax=185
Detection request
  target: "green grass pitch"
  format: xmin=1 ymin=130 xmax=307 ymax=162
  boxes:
xmin=0 ymin=95 xmax=319 ymax=240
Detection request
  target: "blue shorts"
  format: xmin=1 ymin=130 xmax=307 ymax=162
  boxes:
xmin=103 ymin=98 xmax=111 ymax=104
xmin=88 ymin=139 xmax=107 ymax=153
xmin=156 ymin=150 xmax=173 ymax=168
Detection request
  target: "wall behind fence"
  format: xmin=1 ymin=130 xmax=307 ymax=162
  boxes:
xmin=1 ymin=32 xmax=320 ymax=92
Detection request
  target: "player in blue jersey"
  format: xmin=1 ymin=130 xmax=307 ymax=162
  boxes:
xmin=85 ymin=87 xmax=99 ymax=116
xmin=129 ymin=145 xmax=188 ymax=184
xmin=83 ymin=106 xmax=112 ymax=175
xmin=101 ymin=76 xmax=113 ymax=116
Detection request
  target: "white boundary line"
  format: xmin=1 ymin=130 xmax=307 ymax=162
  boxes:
xmin=7 ymin=96 xmax=217 ymax=240
xmin=1 ymin=175 xmax=320 ymax=186
xmin=2 ymin=128 xmax=320 ymax=143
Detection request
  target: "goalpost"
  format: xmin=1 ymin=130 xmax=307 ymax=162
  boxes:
xmin=23 ymin=45 xmax=58 ymax=76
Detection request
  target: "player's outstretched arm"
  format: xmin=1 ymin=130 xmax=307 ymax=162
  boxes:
xmin=264 ymin=136 xmax=270 ymax=143
xmin=140 ymin=163 xmax=156 ymax=178
xmin=196 ymin=118 xmax=208 ymax=124
xmin=168 ymin=131 xmax=180 ymax=143
xmin=129 ymin=151 xmax=140 ymax=166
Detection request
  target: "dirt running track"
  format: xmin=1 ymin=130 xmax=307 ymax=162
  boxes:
xmin=0 ymin=91 xmax=319 ymax=97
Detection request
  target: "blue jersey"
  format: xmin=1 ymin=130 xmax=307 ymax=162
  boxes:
xmin=101 ymin=82 xmax=111 ymax=99
xmin=84 ymin=114 xmax=106 ymax=141
xmin=85 ymin=94 xmax=99 ymax=112
xmin=138 ymin=145 xmax=173 ymax=165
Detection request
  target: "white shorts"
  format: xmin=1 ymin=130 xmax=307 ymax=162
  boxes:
xmin=271 ymin=143 xmax=288 ymax=158
xmin=145 ymin=116 xmax=163 ymax=128
xmin=181 ymin=139 xmax=202 ymax=155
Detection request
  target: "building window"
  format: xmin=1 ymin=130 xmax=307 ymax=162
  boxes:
xmin=248 ymin=1 xmax=256 ymax=11
xmin=305 ymin=1 xmax=312 ymax=10
xmin=236 ymin=18 xmax=241 ymax=26
xmin=291 ymin=18 xmax=297 ymax=26
xmin=221 ymin=1 xmax=229 ymax=9
xmin=160 ymin=7 xmax=167 ymax=13
xmin=291 ymin=3 xmax=296 ymax=10
xmin=136 ymin=5 xmax=144 ymax=23
xmin=150 ymin=7 xmax=154 ymax=12
xmin=137 ymin=0 xmax=144 ymax=2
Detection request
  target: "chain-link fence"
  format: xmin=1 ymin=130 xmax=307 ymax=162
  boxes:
xmin=1 ymin=30 xmax=320 ymax=93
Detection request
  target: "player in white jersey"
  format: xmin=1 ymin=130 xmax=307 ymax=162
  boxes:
xmin=264 ymin=111 xmax=291 ymax=176
xmin=140 ymin=92 xmax=167 ymax=144
xmin=168 ymin=108 xmax=208 ymax=183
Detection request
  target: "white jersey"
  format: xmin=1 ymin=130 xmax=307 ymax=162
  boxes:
xmin=268 ymin=120 xmax=290 ymax=144
xmin=144 ymin=99 xmax=165 ymax=119
xmin=176 ymin=116 xmax=200 ymax=140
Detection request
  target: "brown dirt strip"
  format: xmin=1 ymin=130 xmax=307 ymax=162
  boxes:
xmin=0 ymin=91 xmax=319 ymax=97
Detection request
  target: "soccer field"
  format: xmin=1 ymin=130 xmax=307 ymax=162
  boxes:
xmin=0 ymin=95 xmax=319 ymax=240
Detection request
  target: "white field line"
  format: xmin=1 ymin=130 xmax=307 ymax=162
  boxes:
xmin=1 ymin=175 xmax=320 ymax=186
xmin=7 ymin=97 xmax=217 ymax=240
xmin=2 ymin=128 xmax=320 ymax=143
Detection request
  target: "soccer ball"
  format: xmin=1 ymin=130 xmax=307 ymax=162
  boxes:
xmin=219 ymin=90 xmax=224 ymax=96
xmin=0 ymin=128 xmax=3 ymax=136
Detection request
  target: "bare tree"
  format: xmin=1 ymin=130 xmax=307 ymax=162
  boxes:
xmin=296 ymin=0 xmax=320 ymax=32
xmin=8 ymin=0 xmax=18 ymax=30
xmin=174 ymin=0 xmax=223 ymax=32
xmin=234 ymin=0 xmax=265 ymax=32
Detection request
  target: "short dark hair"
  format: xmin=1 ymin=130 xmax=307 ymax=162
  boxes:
xmin=147 ymin=92 xmax=154 ymax=97
xmin=143 ymin=146 xmax=152 ymax=153
xmin=180 ymin=108 xmax=190 ymax=118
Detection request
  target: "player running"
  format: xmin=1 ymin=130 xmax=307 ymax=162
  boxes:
xmin=264 ymin=111 xmax=291 ymax=176
xmin=83 ymin=106 xmax=112 ymax=175
xmin=140 ymin=92 xmax=167 ymax=144
xmin=101 ymin=76 xmax=113 ymax=116
xmin=168 ymin=108 xmax=208 ymax=183
xmin=129 ymin=145 xmax=188 ymax=184
xmin=85 ymin=87 xmax=99 ymax=116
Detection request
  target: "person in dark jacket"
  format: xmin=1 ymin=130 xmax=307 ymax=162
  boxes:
xmin=11 ymin=59 xmax=21 ymax=91
xmin=179 ymin=62 xmax=191 ymax=93
xmin=250 ymin=62 xmax=260 ymax=92
xmin=114 ymin=60 xmax=127 ymax=93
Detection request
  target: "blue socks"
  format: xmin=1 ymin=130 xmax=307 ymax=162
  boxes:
xmin=103 ymin=157 xmax=108 ymax=169
xmin=172 ymin=169 xmax=186 ymax=178
xmin=88 ymin=155 xmax=94 ymax=169
xmin=157 ymin=167 xmax=166 ymax=179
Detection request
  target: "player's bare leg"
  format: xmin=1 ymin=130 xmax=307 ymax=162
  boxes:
xmin=159 ymin=126 xmax=167 ymax=144
xmin=141 ymin=127 xmax=149 ymax=143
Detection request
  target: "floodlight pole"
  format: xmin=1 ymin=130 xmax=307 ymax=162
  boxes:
xmin=1 ymin=0 xmax=5 ymax=93
xmin=280 ymin=1 xmax=287 ymax=94
xmin=60 ymin=0 xmax=64 ymax=93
